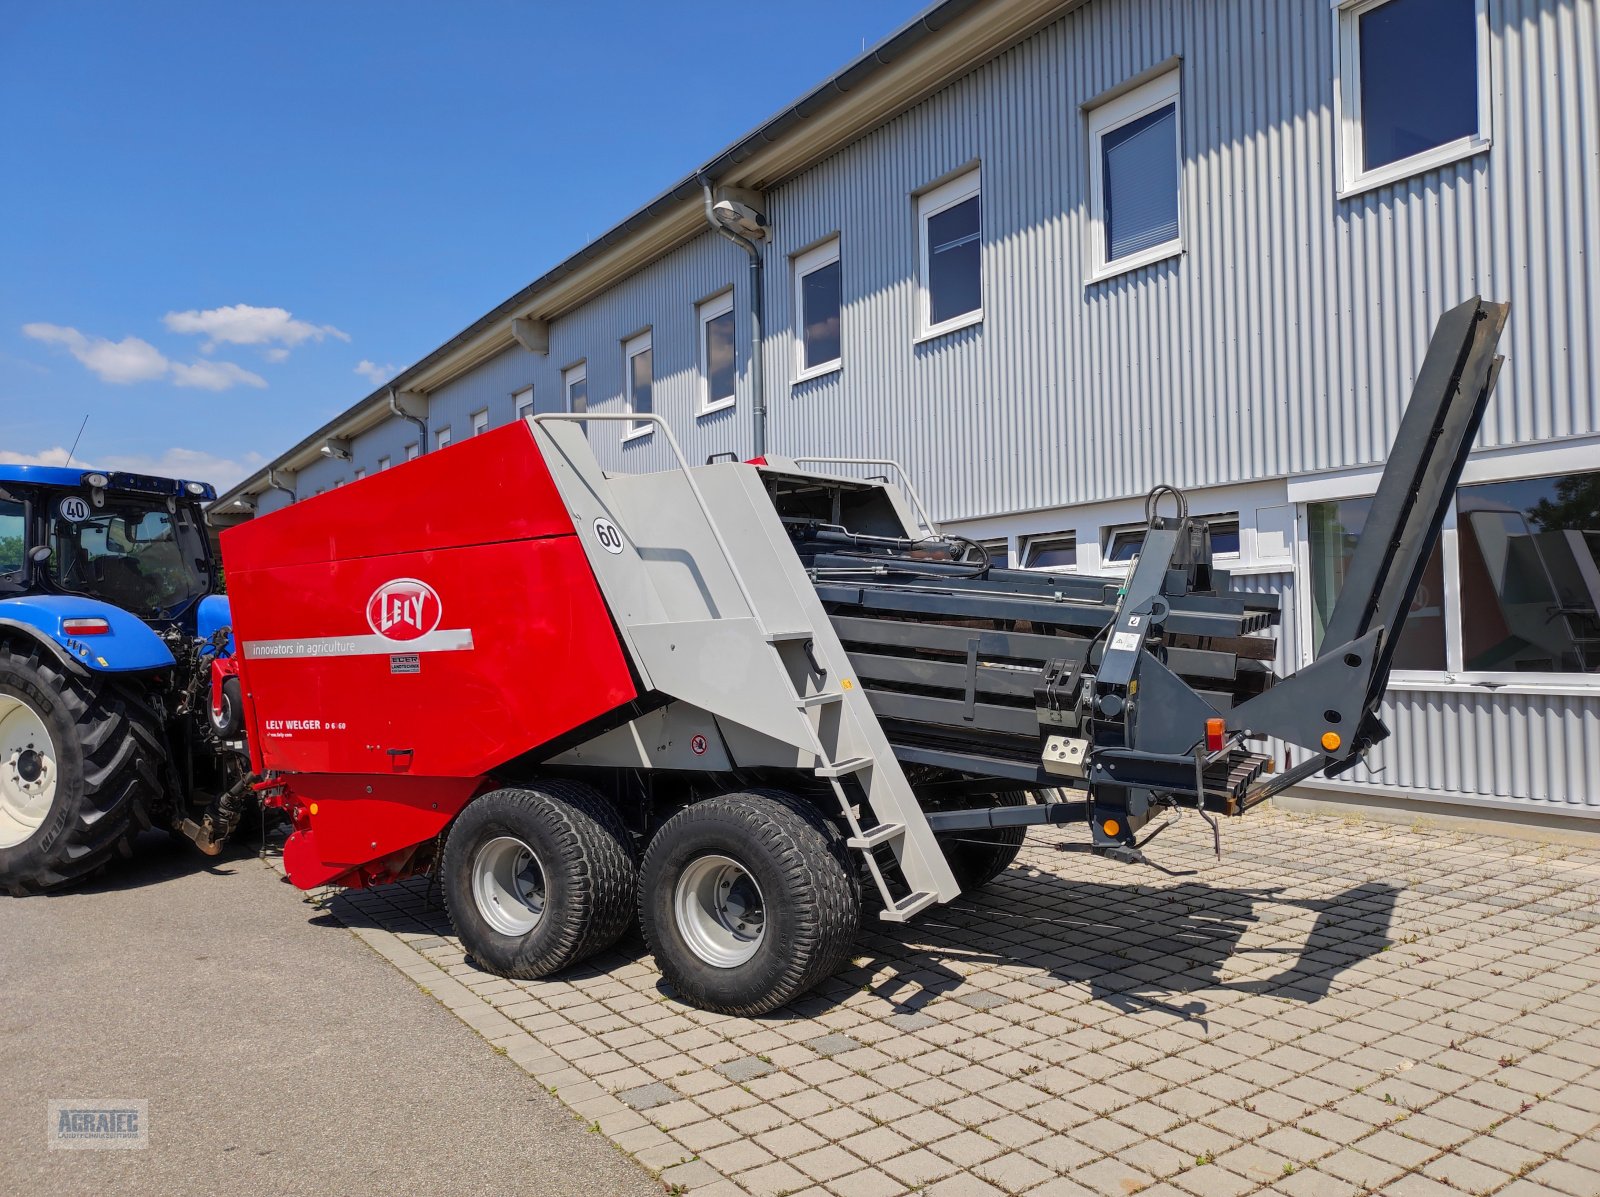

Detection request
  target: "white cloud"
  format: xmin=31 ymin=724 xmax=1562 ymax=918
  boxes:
xmin=263 ymin=347 xmax=290 ymax=363
xmin=169 ymin=359 xmax=267 ymax=391
xmin=0 ymin=446 xmax=266 ymax=492
xmin=163 ymin=304 xmax=349 ymax=354
xmin=22 ymin=321 xmax=265 ymax=392
xmin=354 ymin=359 xmax=397 ymax=385
xmin=22 ymin=323 xmax=169 ymax=384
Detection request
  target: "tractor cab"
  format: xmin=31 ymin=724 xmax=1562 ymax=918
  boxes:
xmin=0 ymin=465 xmax=217 ymax=632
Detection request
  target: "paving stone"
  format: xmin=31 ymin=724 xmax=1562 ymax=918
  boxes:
xmin=716 ymin=1054 xmax=777 ymax=1082
xmin=617 ymin=1082 xmax=676 ymax=1110
xmin=807 ymin=1032 xmax=864 ymax=1057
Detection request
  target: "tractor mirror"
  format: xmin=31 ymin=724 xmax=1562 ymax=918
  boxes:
xmin=28 ymin=546 xmax=51 ymax=563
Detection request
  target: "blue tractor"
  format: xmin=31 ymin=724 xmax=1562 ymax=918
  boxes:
xmin=0 ymin=464 xmax=251 ymax=894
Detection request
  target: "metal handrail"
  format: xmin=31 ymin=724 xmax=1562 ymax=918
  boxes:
xmin=790 ymin=456 xmax=940 ymax=536
xmin=531 ymin=413 xmax=770 ymax=632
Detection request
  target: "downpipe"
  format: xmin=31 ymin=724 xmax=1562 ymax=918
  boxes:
xmin=698 ymin=174 xmax=766 ymax=459
xmin=389 ymin=385 xmax=429 ymax=454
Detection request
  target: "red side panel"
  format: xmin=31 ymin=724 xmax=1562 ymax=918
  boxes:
xmin=220 ymin=422 xmax=638 ymax=888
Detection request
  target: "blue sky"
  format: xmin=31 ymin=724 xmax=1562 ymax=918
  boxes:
xmin=0 ymin=1 xmax=926 ymax=488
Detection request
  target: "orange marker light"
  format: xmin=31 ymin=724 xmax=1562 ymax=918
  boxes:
xmin=1321 ymin=731 xmax=1342 ymax=752
xmin=1102 ymin=818 xmax=1121 ymax=837
xmin=308 ymin=802 xmax=319 ymax=816
xmin=1205 ymin=718 xmax=1225 ymax=752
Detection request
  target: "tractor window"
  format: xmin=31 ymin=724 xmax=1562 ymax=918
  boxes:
xmin=0 ymin=499 xmax=23 ymax=575
xmin=48 ymin=500 xmax=210 ymax=617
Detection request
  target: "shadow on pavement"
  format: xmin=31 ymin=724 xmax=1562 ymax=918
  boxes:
xmin=317 ymin=859 xmax=1398 ymax=1027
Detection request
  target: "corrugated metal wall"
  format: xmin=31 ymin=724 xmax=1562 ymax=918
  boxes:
xmin=750 ymin=0 xmax=1599 ymax=522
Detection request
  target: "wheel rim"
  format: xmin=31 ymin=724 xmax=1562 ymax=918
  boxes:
xmin=674 ymin=853 xmax=766 ymax=968
xmin=0 ymin=695 xmax=57 ymax=850
xmin=472 ymin=835 xmax=547 ymax=936
xmin=211 ymin=690 xmax=232 ymax=731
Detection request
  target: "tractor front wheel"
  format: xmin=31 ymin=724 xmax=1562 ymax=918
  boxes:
xmin=0 ymin=643 xmax=163 ymax=895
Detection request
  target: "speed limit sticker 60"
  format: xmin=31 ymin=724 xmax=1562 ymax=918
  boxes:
xmin=592 ymin=517 xmax=625 ymax=555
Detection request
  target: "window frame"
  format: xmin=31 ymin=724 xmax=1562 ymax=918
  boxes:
xmin=916 ymin=168 xmax=983 ymax=342
xmin=471 ymin=408 xmax=489 ymax=437
xmin=514 ymin=385 xmax=534 ymax=422
xmin=562 ymin=361 xmax=587 ymax=416
xmin=697 ymin=288 xmax=737 ymax=416
xmin=405 ymin=443 xmax=419 ymax=461
xmin=1086 ymin=67 xmax=1184 ymax=284
xmin=1292 ymin=444 xmax=1600 ymax=694
xmin=792 ymin=237 xmax=843 ymax=384
xmin=1333 ymin=0 xmax=1492 ymax=199
xmin=353 ymin=467 xmax=366 ymax=482
xmin=622 ymin=330 xmax=653 ymax=441
xmin=377 ymin=455 xmax=391 ymax=472
xmin=434 ymin=426 xmax=452 ymax=451
xmin=1021 ymin=532 xmax=1078 ymax=572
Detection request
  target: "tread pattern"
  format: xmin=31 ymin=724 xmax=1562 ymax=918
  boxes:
xmin=0 ymin=641 xmax=165 ymax=895
xmin=936 ymin=791 xmax=1029 ymax=893
xmin=442 ymin=782 xmax=636 ymax=979
xmin=640 ymin=789 xmax=860 ymax=1017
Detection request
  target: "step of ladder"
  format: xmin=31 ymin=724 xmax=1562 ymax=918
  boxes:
xmin=794 ymin=691 xmax=842 ymax=709
xmin=763 ymin=628 xmax=814 ymax=643
xmin=879 ymin=890 xmax=937 ymax=923
xmin=846 ymin=822 xmax=904 ymax=850
xmin=815 ymin=755 xmax=873 ymax=778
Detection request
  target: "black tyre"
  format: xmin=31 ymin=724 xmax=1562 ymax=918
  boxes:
xmin=0 ymin=642 xmax=163 ymax=896
xmin=936 ymin=791 xmax=1029 ymax=892
xmin=442 ymin=783 xmax=636 ymax=980
xmin=209 ymin=676 xmax=244 ymax=739
xmin=639 ymin=790 xmax=860 ymax=1017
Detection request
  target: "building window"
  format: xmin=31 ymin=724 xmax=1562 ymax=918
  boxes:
xmin=1336 ymin=0 xmax=1489 ymax=195
xmin=1087 ymin=68 xmax=1182 ymax=281
xmin=1104 ymin=524 xmax=1146 ymax=564
xmin=405 ymin=444 xmax=418 ymax=461
xmin=623 ymin=331 xmax=652 ymax=438
xmin=471 ymin=408 xmax=489 ymax=436
xmin=698 ymin=290 xmax=736 ymax=415
xmin=793 ymin=238 xmax=841 ymax=382
xmin=971 ymin=538 xmax=1010 ymax=569
xmin=1456 ymin=471 xmax=1600 ymax=674
xmin=1205 ymin=516 xmax=1241 ymax=557
xmin=353 ymin=467 xmax=366 ymax=481
xmin=377 ymin=456 xmax=391 ymax=471
xmin=1309 ymin=497 xmax=1449 ymax=671
xmin=917 ymin=169 xmax=982 ymax=339
xmin=563 ymin=362 xmax=587 ymax=435
xmin=514 ymin=386 xmax=534 ymax=421
xmin=1023 ymin=534 xmax=1077 ymax=571
xmin=435 ymin=426 xmax=452 ymax=451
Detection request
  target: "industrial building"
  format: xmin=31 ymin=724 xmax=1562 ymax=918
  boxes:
xmin=214 ymin=0 xmax=1600 ymax=829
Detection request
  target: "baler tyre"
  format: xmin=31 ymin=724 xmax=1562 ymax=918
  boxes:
xmin=442 ymin=783 xmax=636 ymax=980
xmin=639 ymin=790 xmax=860 ymax=1017
xmin=0 ymin=642 xmax=162 ymax=896
xmin=936 ymin=791 xmax=1029 ymax=893
xmin=208 ymin=676 xmax=243 ymax=739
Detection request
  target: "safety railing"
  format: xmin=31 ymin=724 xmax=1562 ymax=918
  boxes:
xmin=790 ymin=456 xmax=940 ymax=537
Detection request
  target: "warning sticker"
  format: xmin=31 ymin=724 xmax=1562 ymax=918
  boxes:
xmin=390 ymin=654 xmax=421 ymax=674
xmin=1110 ymin=631 xmax=1143 ymax=652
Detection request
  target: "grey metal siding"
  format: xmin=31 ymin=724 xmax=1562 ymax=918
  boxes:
xmin=753 ymin=0 xmax=1599 ymax=522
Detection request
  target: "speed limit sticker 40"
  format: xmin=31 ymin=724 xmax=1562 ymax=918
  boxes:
xmin=58 ymin=496 xmax=91 ymax=523
xmin=592 ymin=517 xmax=625 ymax=555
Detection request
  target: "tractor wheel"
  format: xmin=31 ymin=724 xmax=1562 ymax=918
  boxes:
xmin=208 ymin=676 xmax=244 ymax=739
xmin=936 ymin=791 xmax=1030 ymax=893
xmin=0 ymin=642 xmax=163 ymax=895
xmin=442 ymin=783 xmax=636 ymax=980
xmin=639 ymin=790 xmax=860 ymax=1017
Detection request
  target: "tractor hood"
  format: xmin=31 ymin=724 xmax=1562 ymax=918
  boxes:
xmin=0 ymin=595 xmax=176 ymax=673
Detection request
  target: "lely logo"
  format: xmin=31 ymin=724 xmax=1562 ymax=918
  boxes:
xmin=366 ymin=578 xmax=442 ymax=642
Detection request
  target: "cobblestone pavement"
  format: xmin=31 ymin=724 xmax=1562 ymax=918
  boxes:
xmin=315 ymin=808 xmax=1600 ymax=1197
